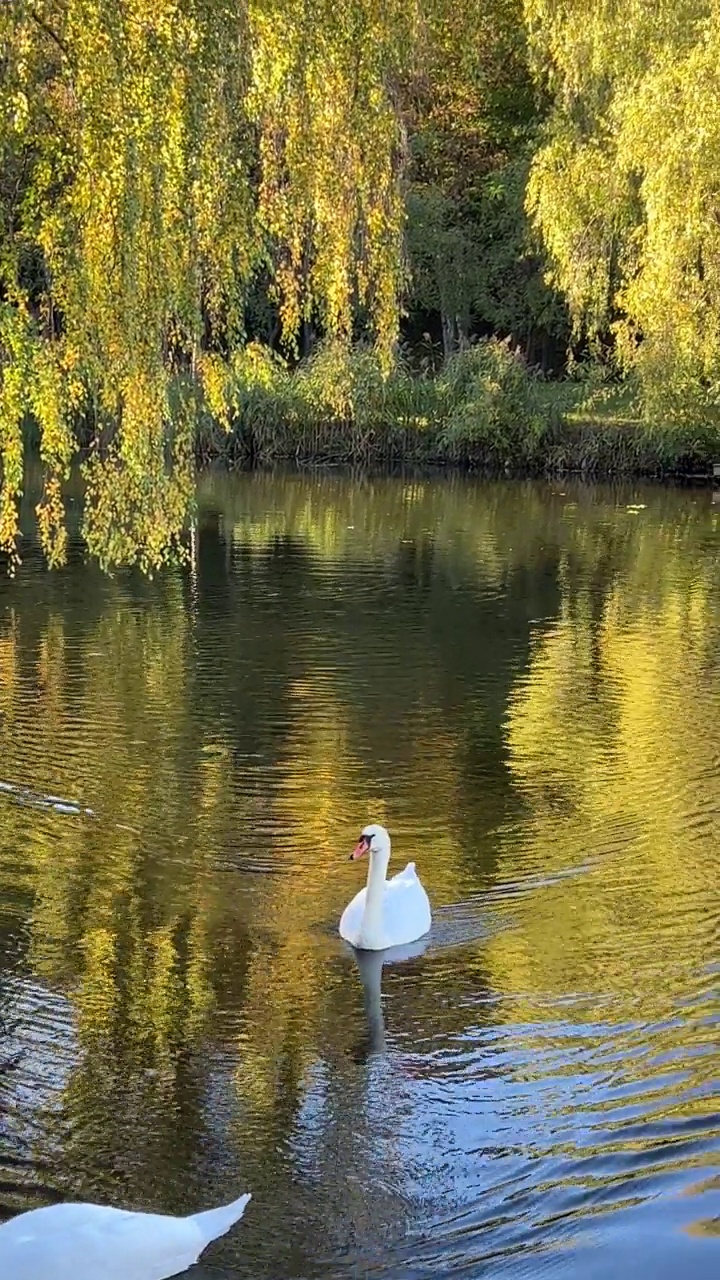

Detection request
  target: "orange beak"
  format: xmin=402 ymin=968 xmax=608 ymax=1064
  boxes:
xmin=349 ymin=835 xmax=370 ymax=860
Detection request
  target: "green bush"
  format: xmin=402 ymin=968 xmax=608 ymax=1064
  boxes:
xmin=437 ymin=340 xmax=556 ymax=463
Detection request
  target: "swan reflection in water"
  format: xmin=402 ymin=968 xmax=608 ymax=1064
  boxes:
xmin=343 ymin=895 xmax=499 ymax=1064
xmin=346 ymin=936 xmax=430 ymax=1062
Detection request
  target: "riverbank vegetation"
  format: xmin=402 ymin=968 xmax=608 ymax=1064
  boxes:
xmin=193 ymin=339 xmax=718 ymax=478
xmin=2 ymin=2 xmax=720 ymax=569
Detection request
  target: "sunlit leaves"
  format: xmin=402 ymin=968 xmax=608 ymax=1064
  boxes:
xmin=524 ymin=0 xmax=720 ymax=421
xmin=248 ymin=0 xmax=409 ymax=354
xmin=2 ymin=0 xmax=448 ymax=570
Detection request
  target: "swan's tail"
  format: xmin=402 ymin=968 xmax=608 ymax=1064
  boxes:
xmin=190 ymin=1192 xmax=252 ymax=1245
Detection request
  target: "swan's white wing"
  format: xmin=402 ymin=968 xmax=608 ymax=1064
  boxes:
xmin=0 ymin=1195 xmax=250 ymax=1280
xmin=389 ymin=861 xmax=419 ymax=884
xmin=0 ymin=1204 xmax=203 ymax=1280
xmin=381 ymin=866 xmax=431 ymax=948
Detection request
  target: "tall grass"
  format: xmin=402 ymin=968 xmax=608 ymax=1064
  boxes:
xmin=194 ymin=339 xmax=720 ymax=476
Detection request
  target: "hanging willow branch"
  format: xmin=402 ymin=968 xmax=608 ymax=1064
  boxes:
xmin=0 ymin=0 xmax=437 ymax=570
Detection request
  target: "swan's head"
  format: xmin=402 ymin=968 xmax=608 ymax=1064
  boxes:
xmin=349 ymin=823 xmax=391 ymax=862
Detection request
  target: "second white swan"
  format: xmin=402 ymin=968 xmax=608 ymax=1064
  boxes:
xmin=339 ymin=823 xmax=431 ymax=951
xmin=0 ymin=1191 xmax=251 ymax=1280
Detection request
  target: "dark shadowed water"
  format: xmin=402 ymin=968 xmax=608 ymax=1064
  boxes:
xmin=0 ymin=471 xmax=718 ymax=1278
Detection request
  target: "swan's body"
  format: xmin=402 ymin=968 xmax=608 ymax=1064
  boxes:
xmin=339 ymin=823 xmax=431 ymax=951
xmin=0 ymin=1191 xmax=251 ymax=1280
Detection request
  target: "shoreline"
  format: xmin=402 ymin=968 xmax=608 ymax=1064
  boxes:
xmin=194 ymin=419 xmax=720 ymax=483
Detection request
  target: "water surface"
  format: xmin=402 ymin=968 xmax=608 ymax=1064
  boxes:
xmin=0 ymin=472 xmax=718 ymax=1278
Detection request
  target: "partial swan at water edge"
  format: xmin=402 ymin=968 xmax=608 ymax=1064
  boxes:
xmin=0 ymin=1191 xmax=251 ymax=1280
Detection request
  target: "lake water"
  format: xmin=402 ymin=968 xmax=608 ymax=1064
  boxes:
xmin=0 ymin=471 xmax=718 ymax=1278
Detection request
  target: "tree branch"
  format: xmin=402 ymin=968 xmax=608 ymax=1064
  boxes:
xmin=29 ymin=8 xmax=69 ymax=58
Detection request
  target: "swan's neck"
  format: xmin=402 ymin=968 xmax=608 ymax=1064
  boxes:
xmin=360 ymin=848 xmax=390 ymax=946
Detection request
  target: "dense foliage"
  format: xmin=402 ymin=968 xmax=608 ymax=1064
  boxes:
xmin=525 ymin=0 xmax=720 ymax=419
xmin=1 ymin=0 xmax=719 ymax=570
xmin=0 ymin=0 xmax=421 ymax=569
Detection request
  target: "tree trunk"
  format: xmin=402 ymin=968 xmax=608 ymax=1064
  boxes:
xmin=441 ymin=311 xmax=457 ymax=361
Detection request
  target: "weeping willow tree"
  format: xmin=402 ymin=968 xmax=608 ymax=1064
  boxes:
xmin=524 ymin=0 xmax=720 ymax=425
xmin=0 ymin=0 xmax=446 ymax=571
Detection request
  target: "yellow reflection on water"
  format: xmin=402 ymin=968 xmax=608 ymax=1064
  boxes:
xmin=0 ymin=473 xmax=718 ymax=1210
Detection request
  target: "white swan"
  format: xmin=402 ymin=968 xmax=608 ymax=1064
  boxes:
xmin=339 ymin=823 xmax=431 ymax=951
xmin=0 ymin=1190 xmax=251 ymax=1280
